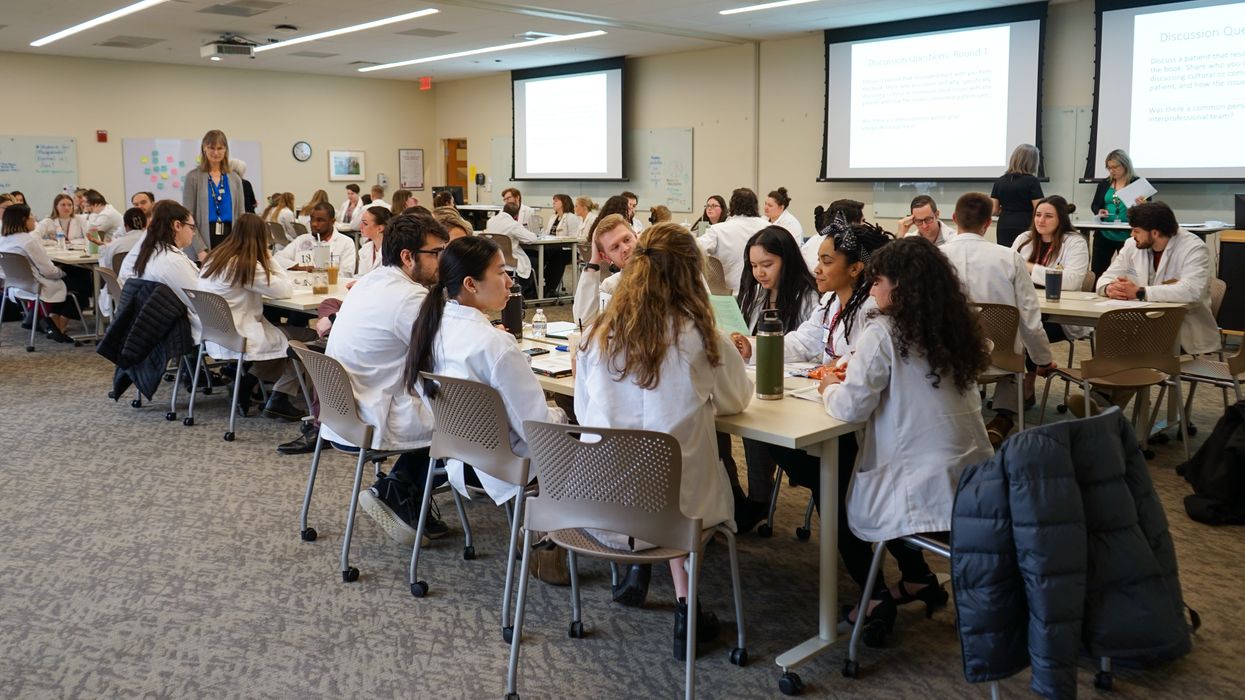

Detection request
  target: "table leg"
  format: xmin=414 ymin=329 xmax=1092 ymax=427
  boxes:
xmin=775 ymin=436 xmax=839 ymax=672
xmin=90 ymin=264 xmax=101 ymax=339
xmin=569 ymin=241 xmax=579 ymax=301
xmin=536 ymin=245 xmax=546 ymax=302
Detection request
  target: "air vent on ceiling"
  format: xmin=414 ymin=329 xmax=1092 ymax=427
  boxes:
xmin=94 ymin=35 xmax=164 ymax=49
xmin=348 ymin=60 xmax=379 ymax=67
xmin=198 ymin=0 xmax=284 ymax=18
xmin=290 ymin=51 xmax=338 ymax=59
xmin=396 ymin=28 xmax=456 ymax=38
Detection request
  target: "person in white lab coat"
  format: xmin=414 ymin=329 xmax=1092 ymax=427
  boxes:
xmin=130 ymin=191 xmax=155 ymax=221
xmin=122 ymin=200 xmax=203 ymax=342
xmin=406 ymin=234 xmax=566 ymax=507
xmin=484 ymin=202 xmax=537 ymax=297
xmin=817 ymin=235 xmax=994 ymax=638
xmin=942 ymin=192 xmax=1055 ymax=446
xmin=196 ymin=213 xmax=304 ymax=418
xmin=800 ymin=198 xmax=864 ymax=272
xmin=33 ymin=194 xmax=88 ymax=244
xmin=367 ymin=185 xmax=389 ymax=212
xmin=575 ymin=222 xmax=752 ymax=661
xmin=272 ymin=202 xmax=358 ymax=275
xmin=1011 ymin=196 xmax=1091 ymax=398
xmin=316 ymin=214 xmax=454 ymax=543
xmin=83 ymin=189 xmax=125 ymax=243
xmin=261 ymin=192 xmax=298 ymax=246
xmin=96 ymin=207 xmax=148 ymax=318
xmin=696 ymin=188 xmax=772 ymax=295
xmin=354 ymin=206 xmax=392 ymax=279
xmin=530 ymin=193 xmax=576 ymax=297
xmin=336 ymin=184 xmax=364 ymax=233
xmin=573 ymin=196 xmax=598 ymax=242
xmin=571 ymin=213 xmax=636 ymax=326
xmin=500 ymin=187 xmax=536 ymax=230
xmin=763 ymin=186 xmax=805 ymax=240
xmin=897 ymin=195 xmax=956 ymax=246
xmin=0 ymin=204 xmax=80 ymax=342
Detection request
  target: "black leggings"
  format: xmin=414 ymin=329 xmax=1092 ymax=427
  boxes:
xmin=1091 ymin=232 xmax=1126 ymax=280
xmin=1025 ymin=322 xmax=1068 ymax=372
xmin=768 ymin=435 xmax=933 ymax=594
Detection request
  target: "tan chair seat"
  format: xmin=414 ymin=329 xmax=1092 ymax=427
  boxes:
xmin=1180 ymin=357 xmax=1239 ymax=382
xmin=1051 ymin=366 xmax=1169 ymax=390
xmin=550 ymin=526 xmax=700 ymax=564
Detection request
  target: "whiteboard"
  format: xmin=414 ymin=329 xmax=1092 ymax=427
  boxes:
xmin=0 ymin=136 xmax=78 ymax=215
xmin=122 ymin=138 xmax=264 ymax=208
xmin=490 ymin=127 xmax=693 ymax=212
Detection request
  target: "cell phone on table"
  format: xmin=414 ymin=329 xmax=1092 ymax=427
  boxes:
xmin=522 ymin=347 xmax=550 ymax=357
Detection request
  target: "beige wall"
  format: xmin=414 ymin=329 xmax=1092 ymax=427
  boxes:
xmin=0 ymin=51 xmax=436 ymax=211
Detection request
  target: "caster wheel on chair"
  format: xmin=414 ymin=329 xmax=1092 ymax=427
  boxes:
xmin=568 ymin=621 xmax=584 ymax=638
xmin=410 ymin=580 xmax=428 ymax=597
xmin=503 ymin=626 xmax=514 ymax=644
xmin=26 ymin=346 xmax=35 ymax=352
xmin=1056 ymin=404 xmax=1068 ymax=414
xmin=203 ymin=387 xmax=213 ymax=395
xmin=842 ymin=659 xmax=859 ymax=678
xmin=131 ymin=399 xmax=143 ymax=408
xmin=504 ymin=693 xmax=519 ymax=700
xmin=223 ymin=432 xmax=235 ymax=442
xmin=1186 ymin=423 xmax=1198 ymax=437
xmin=342 ymin=567 xmax=359 ymax=583
xmin=757 ymin=523 xmax=773 ymax=538
xmin=463 ymin=545 xmax=476 ymax=560
xmin=779 ymin=671 xmax=805 ymax=696
xmin=730 ymin=647 xmax=748 ymax=666
xmin=300 ymin=528 xmax=317 ymax=542
xmin=795 ymin=527 xmax=811 ymax=541
xmin=165 ymin=411 xmax=177 ymax=421
xmin=1094 ymin=671 xmax=1113 ymax=691
xmin=1143 ymin=449 xmax=1156 ymax=460
xmin=183 ymin=417 xmax=194 ymax=427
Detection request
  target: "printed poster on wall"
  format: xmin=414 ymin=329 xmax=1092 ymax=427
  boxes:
xmin=398 ymin=148 xmax=424 ymax=190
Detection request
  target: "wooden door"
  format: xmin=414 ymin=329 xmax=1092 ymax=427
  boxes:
xmin=445 ymin=138 xmax=468 ymax=201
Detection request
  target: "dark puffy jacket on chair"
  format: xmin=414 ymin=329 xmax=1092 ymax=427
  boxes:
xmin=97 ymin=278 xmax=195 ymax=400
xmin=952 ymin=407 xmax=1191 ymax=699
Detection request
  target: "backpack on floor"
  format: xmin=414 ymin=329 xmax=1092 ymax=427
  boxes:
xmin=1178 ymin=401 xmax=1245 ymax=524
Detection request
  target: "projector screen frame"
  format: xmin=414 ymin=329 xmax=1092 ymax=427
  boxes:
xmin=511 ymin=56 xmax=629 ymax=182
xmin=1083 ymin=0 xmax=1245 ymax=184
xmin=818 ymin=2 xmax=1049 ymax=183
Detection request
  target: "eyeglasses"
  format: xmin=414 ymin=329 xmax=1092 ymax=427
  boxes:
xmin=705 ymin=203 xmax=722 ymax=209
xmin=913 ymin=216 xmax=938 ymax=226
xmin=179 ymin=221 xmax=198 ymax=232
xmin=417 ymin=247 xmax=445 ymax=257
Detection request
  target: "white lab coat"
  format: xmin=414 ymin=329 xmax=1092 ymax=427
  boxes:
xmin=1097 ymin=228 xmax=1219 ymax=355
xmin=97 ymin=230 xmax=145 ymax=316
xmin=697 ymin=215 xmax=770 ymax=295
xmin=85 ymin=204 xmax=125 ymax=241
xmin=355 ymin=238 xmax=382 ymax=278
xmin=543 ymin=212 xmax=582 ymax=239
xmin=268 ymin=207 xmax=297 ymax=243
xmin=485 ymin=212 xmax=536 ymax=280
xmin=0 ymin=232 xmax=67 ymax=302
xmin=903 ymin=220 xmax=957 ymax=247
xmin=942 ymin=233 xmax=1053 ymax=365
xmin=575 ymin=321 xmax=753 ymax=534
xmin=272 ymin=231 xmax=358 ymax=275
xmin=800 ymin=232 xmax=827 ymax=272
xmin=516 ymin=203 xmax=536 ymax=230
xmin=572 ymin=268 xmax=621 ymax=326
xmin=770 ymin=209 xmax=805 ymax=240
xmin=33 ymin=215 xmax=88 ymax=244
xmin=822 ymin=315 xmax=993 ymax=542
xmin=1012 ymin=231 xmax=1091 ymax=339
xmin=336 ymin=198 xmax=364 ymax=232
xmin=779 ymin=293 xmax=878 ymax=366
xmin=120 ymin=242 xmax=203 ymax=341
xmin=577 ymin=212 xmax=598 ymax=242
xmin=419 ymin=301 xmax=567 ymax=504
xmin=196 ymin=262 xmax=293 ymax=361
xmin=322 ymin=266 xmax=434 ymax=450
xmin=741 ymin=287 xmax=819 ymax=335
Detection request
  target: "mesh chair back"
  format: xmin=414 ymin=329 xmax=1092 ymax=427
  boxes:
xmin=483 ymin=234 xmax=518 ymax=268
xmin=182 ymin=288 xmax=247 ymax=353
xmin=96 ymin=267 xmax=123 ymax=303
xmin=975 ymin=303 xmax=1024 ymax=373
xmin=1081 ymin=270 xmax=1097 ymax=293
xmin=576 ymin=242 xmax=591 ymax=264
xmin=704 ymin=255 xmax=731 ymax=296
xmin=1083 ymin=307 xmax=1187 ymax=380
xmin=1211 ymin=278 xmax=1227 ymax=320
xmin=265 ymin=221 xmax=287 ymax=247
xmin=0 ymin=253 xmax=40 ymax=297
xmin=528 ymin=214 xmax=544 ymax=234
xmin=291 ymin=221 xmax=308 ymax=237
xmin=289 ymin=341 xmax=371 ymax=448
xmin=110 ymin=252 xmax=129 ymax=274
xmin=420 ymin=372 xmax=529 ymax=486
xmin=521 ymin=421 xmax=703 ymax=553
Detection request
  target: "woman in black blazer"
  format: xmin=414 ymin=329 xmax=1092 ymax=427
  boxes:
xmin=1088 ymin=149 xmax=1145 ymax=278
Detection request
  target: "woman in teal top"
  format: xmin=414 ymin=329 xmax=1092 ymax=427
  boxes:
xmin=1089 ymin=148 xmax=1145 ymax=278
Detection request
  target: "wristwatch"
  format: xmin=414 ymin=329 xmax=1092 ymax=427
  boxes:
xmin=584 ymin=262 xmax=601 ymax=272
xmin=1137 ymin=287 xmax=1146 ymax=301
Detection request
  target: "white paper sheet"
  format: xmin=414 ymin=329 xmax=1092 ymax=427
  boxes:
xmin=1115 ymin=177 xmax=1157 ymax=207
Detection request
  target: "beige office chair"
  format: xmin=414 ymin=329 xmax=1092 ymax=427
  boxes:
xmin=181 ymin=288 xmax=250 ymax=442
xmin=1054 ymin=271 xmax=1098 ymax=412
xmin=506 ymin=421 xmax=747 ymax=700
xmin=110 ymin=251 xmax=129 ymax=275
xmin=265 ymin=221 xmax=288 ymax=249
xmin=483 ymin=233 xmax=518 ymax=269
xmin=291 ymin=221 xmax=309 ymax=238
xmin=1179 ymin=277 xmax=1236 ymax=429
xmin=703 ymin=255 xmax=731 ymax=296
xmin=975 ymin=303 xmax=1027 ymax=432
xmin=0 ymin=252 xmax=87 ymax=351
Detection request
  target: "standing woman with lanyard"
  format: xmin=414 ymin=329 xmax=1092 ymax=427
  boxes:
xmin=183 ymin=129 xmax=244 ymax=262
xmin=1089 ymin=148 xmax=1145 ymax=278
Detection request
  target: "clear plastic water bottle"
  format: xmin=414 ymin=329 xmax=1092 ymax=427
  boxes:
xmin=56 ymin=228 xmax=66 ymax=250
xmin=531 ymin=307 xmax=547 ymax=338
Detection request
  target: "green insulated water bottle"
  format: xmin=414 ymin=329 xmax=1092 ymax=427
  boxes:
xmin=755 ymin=309 xmax=784 ymax=400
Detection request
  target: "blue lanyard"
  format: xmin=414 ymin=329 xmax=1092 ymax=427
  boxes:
xmin=207 ymin=175 xmax=227 ymax=219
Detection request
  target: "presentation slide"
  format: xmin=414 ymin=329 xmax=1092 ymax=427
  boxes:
xmin=512 ymin=58 xmax=624 ymax=180
xmin=1091 ymin=0 xmax=1245 ymax=180
xmin=822 ymin=4 xmax=1046 ymax=181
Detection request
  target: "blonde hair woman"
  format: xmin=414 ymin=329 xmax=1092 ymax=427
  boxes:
xmin=432 ymin=206 xmax=473 ymax=239
xmin=573 ymin=196 xmax=598 ymax=241
xmin=182 ymin=129 xmax=244 ymax=260
xmin=262 ymin=192 xmax=297 ymax=243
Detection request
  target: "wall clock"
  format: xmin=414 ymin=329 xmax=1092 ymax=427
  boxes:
xmin=292 ymin=141 xmax=312 ymax=162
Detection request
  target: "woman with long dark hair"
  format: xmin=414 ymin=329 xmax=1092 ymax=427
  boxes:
xmin=118 ymin=200 xmax=203 ymax=340
xmin=0 ymin=203 xmax=81 ymax=342
xmin=736 ymin=225 xmax=818 ymax=333
xmin=691 ymin=194 xmax=728 ymax=233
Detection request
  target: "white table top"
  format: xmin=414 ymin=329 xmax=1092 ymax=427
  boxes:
xmin=1073 ymin=219 xmax=1229 ymax=233
xmin=1037 ymin=290 xmax=1184 ymax=320
xmin=43 ymin=244 xmax=99 ymax=266
xmin=264 ymin=288 xmax=337 ymax=312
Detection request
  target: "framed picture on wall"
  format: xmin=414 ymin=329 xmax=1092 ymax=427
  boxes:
xmin=398 ymin=148 xmax=424 ymax=190
xmin=328 ymin=149 xmax=365 ymax=181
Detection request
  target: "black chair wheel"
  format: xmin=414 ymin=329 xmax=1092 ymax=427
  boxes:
xmin=842 ymin=659 xmax=859 ymax=678
xmin=463 ymin=545 xmax=476 ymax=560
xmin=165 ymin=412 xmax=177 ymax=421
xmin=164 ymin=373 xmax=175 ymax=382
xmin=130 ymin=399 xmax=142 ymax=408
xmin=342 ymin=567 xmax=359 ymax=583
xmin=411 ymin=580 xmax=429 ymax=597
xmin=504 ymin=693 xmax=519 ymax=700
xmin=223 ymin=431 xmax=235 ymax=442
xmin=795 ymin=527 xmax=811 ymax=541
xmin=25 ymin=346 xmax=34 ymax=352
xmin=730 ymin=647 xmax=748 ymax=666
xmin=203 ymin=387 xmax=213 ymax=395
xmin=72 ymin=340 xmax=81 ymax=348
xmin=1186 ymin=423 xmax=1198 ymax=437
xmin=183 ymin=417 xmax=194 ymax=427
xmin=568 ymin=621 xmax=584 ymax=638
xmin=108 ymin=391 xmax=118 ymax=400
xmin=778 ymin=671 xmax=804 ymax=696
xmin=1056 ymin=404 xmax=1068 ymax=414
xmin=1143 ymin=449 xmax=1156 ymax=460
xmin=757 ymin=523 xmax=773 ymax=538
xmin=300 ymin=528 xmax=317 ymax=542
xmin=1094 ymin=670 xmax=1113 ymax=691
xmin=503 ymin=626 xmax=514 ymax=644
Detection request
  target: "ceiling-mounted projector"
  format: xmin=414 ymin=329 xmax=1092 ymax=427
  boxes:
xmin=201 ymin=36 xmax=255 ymax=59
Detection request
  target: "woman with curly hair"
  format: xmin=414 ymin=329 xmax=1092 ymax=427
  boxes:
xmin=812 ymin=235 xmax=993 ymax=643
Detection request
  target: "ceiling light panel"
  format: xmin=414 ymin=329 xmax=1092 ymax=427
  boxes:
xmin=253 ymin=8 xmax=439 ymax=53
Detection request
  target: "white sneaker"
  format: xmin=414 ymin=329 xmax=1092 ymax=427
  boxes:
xmin=358 ymin=487 xmax=428 ymax=548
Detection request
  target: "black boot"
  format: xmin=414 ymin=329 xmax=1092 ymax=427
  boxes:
xmin=673 ymin=598 xmax=721 ymax=661
xmin=840 ymin=591 xmax=897 ymax=648
xmin=612 ymin=564 xmax=651 ymax=607
xmin=261 ymin=390 xmax=304 ymax=421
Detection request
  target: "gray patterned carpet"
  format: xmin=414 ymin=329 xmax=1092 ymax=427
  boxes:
xmin=1 ymin=314 xmax=1241 ymax=699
